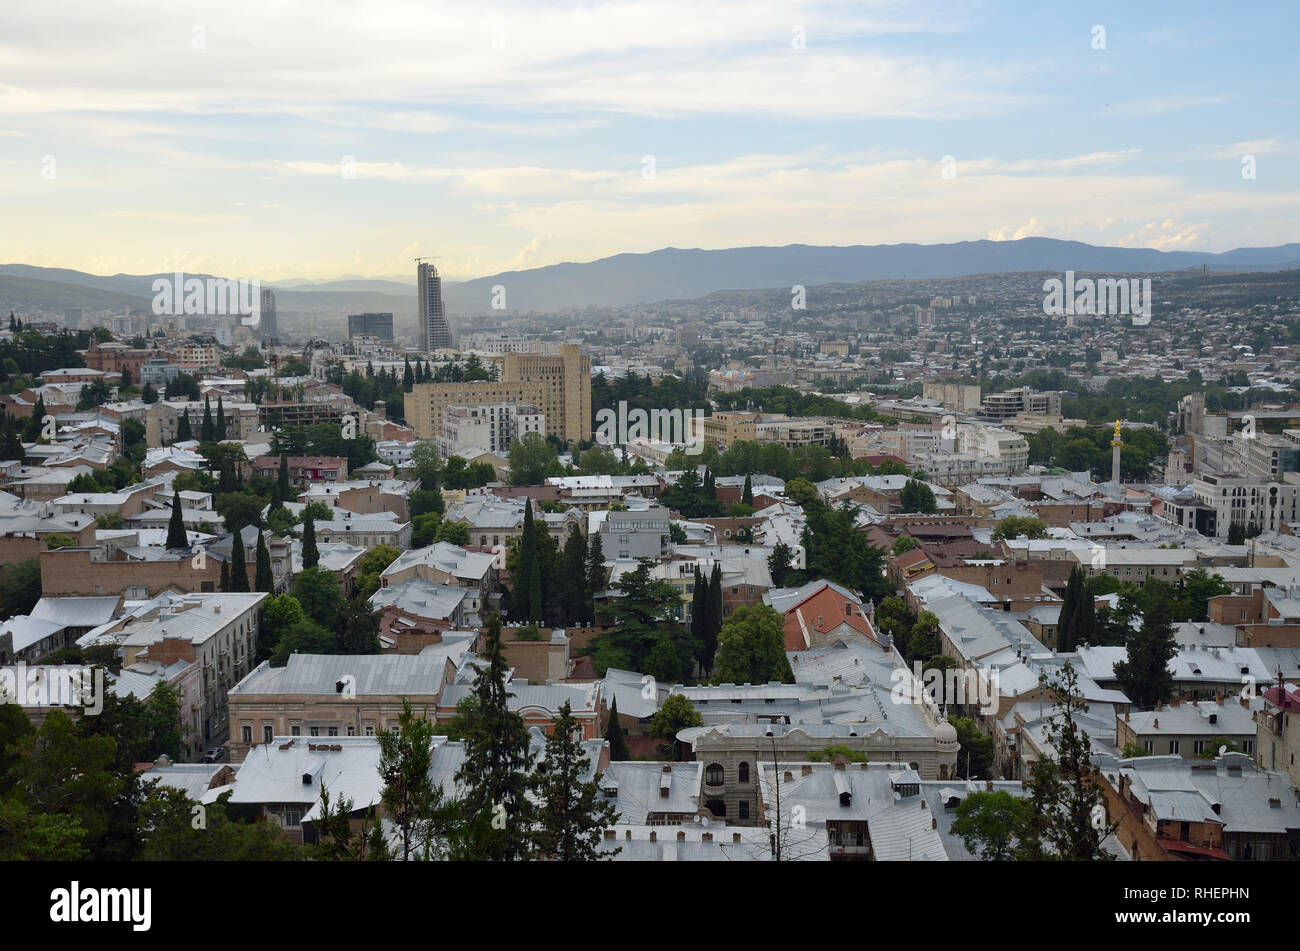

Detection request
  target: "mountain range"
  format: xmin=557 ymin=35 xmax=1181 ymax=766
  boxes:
xmin=3 ymin=238 xmax=1298 ymax=318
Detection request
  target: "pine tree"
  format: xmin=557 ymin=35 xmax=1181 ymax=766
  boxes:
xmin=175 ymin=408 xmax=192 ymax=443
xmin=604 ymin=696 xmax=630 ymax=761
xmin=215 ymin=396 xmax=227 ymax=440
xmin=455 ymin=613 xmax=537 ymax=860
xmin=165 ymin=491 xmax=187 ymax=549
xmin=532 ymin=700 xmax=619 ymax=861
xmin=1114 ymin=587 xmax=1178 ymax=710
xmin=201 ymin=395 xmax=214 ymax=442
xmin=229 ymin=532 xmax=250 ymax=592
xmin=254 ymin=531 xmax=274 ymax=592
xmin=302 ymin=512 xmax=319 ymax=569
xmin=742 ymin=474 xmax=753 ymax=507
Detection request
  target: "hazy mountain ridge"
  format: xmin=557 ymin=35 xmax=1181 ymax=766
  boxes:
xmin=4 ymin=238 xmax=1299 ymax=318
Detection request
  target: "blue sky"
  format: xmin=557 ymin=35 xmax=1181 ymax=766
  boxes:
xmin=0 ymin=0 xmax=1295 ymax=281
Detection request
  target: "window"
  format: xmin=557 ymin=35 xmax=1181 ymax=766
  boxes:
xmin=1169 ymin=740 xmax=1180 ymax=755
xmin=1193 ymin=741 xmax=1206 ymax=755
xmin=262 ymin=725 xmax=273 ymax=744
xmin=241 ymin=725 xmax=252 ymax=744
xmin=739 ymin=801 xmax=750 ymax=820
xmin=290 ymin=725 xmax=300 ymax=736
xmin=310 ymin=727 xmax=320 ymax=737
xmin=1143 ymin=740 xmax=1154 ymax=754
xmin=705 ymin=763 xmax=724 ymax=786
xmin=738 ymin=762 xmax=750 ymax=783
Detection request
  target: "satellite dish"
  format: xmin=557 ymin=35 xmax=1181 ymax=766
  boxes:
xmin=1219 ymin=745 xmax=1228 ymax=757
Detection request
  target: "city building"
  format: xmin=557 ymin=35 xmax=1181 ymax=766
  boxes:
xmin=417 ymin=261 xmax=451 ymax=352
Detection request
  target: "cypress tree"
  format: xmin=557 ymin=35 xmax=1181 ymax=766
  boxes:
xmin=175 ymin=407 xmax=192 ymax=443
xmin=403 ymin=359 xmax=414 ymax=391
xmin=521 ymin=500 xmax=542 ymax=622
xmin=215 ymin=396 xmax=227 ymax=440
xmin=165 ymin=490 xmax=187 ymax=549
xmin=1058 ymin=566 xmax=1081 ymax=653
xmin=742 ymin=474 xmax=753 ymax=507
xmin=254 ymin=531 xmax=274 ymax=592
xmin=201 ymin=395 xmax=214 ymax=442
xmin=277 ymin=453 xmax=291 ymax=502
xmin=702 ymin=562 xmax=723 ymax=676
xmin=219 ymin=560 xmax=230 ymax=592
xmin=229 ymin=532 xmax=250 ymax=592
xmin=302 ymin=511 xmax=319 ymax=569
xmin=586 ymin=531 xmax=605 ymax=623
xmin=604 ymin=696 xmax=630 ymax=760
xmin=561 ymin=525 xmax=588 ymax=626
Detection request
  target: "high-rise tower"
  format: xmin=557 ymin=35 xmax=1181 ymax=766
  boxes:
xmin=259 ymin=288 xmax=278 ymax=344
xmin=417 ymin=260 xmax=451 ymax=352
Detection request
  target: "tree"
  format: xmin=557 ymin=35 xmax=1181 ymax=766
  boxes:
xmin=991 ymin=515 xmax=1049 ymax=541
xmin=141 ymin=383 xmax=158 ymax=404
xmin=291 ymin=566 xmax=343 ymax=628
xmin=166 ymin=491 xmax=188 ymax=549
xmin=377 ymin=698 xmax=462 ymax=860
xmin=508 ymin=431 xmax=559 ymax=486
xmin=215 ymin=396 xmax=227 ymax=440
xmin=742 ymin=474 xmax=754 ymax=507
xmin=586 ymin=532 xmax=606 ymax=620
xmin=229 ymin=533 xmax=249 ymax=592
xmin=649 ymin=693 xmax=702 ymax=761
xmin=1174 ymin=568 xmax=1232 ymax=622
xmin=604 ymin=696 xmax=630 ymax=761
xmin=434 ymin=520 xmax=469 ymax=546
xmin=201 ymin=395 xmax=215 ymax=443
xmin=455 ymin=613 xmax=536 ymax=860
xmin=950 ymin=790 xmax=1034 ymax=860
xmin=0 ymin=555 xmax=40 ymax=620
xmin=767 ymin=542 xmax=796 ymax=587
xmin=143 ymin=681 xmax=183 ymax=761
xmin=590 ymin=560 xmax=685 ymax=676
xmin=532 ymin=700 xmax=619 ymax=861
xmin=262 ymin=595 xmax=307 ymax=659
xmin=410 ymin=440 xmax=441 ymax=491
xmin=710 ymin=604 xmax=793 ymax=686
xmin=949 ymin=716 xmax=994 ymax=779
xmin=302 ymin=511 xmax=319 ymax=569
xmin=1113 ymin=586 xmax=1178 ymax=710
xmin=560 ymin=526 xmax=589 ymax=626
xmin=269 ymin=617 xmax=335 ymax=666
xmin=519 ymin=500 xmax=542 ymax=622
xmin=1227 ymin=522 xmax=1246 ymax=545
xmin=1057 ymin=566 xmax=1082 ymax=652
xmin=1020 ymin=663 xmax=1116 ymax=861
xmin=219 ymin=561 xmax=230 ymax=593
xmin=898 ymin=478 xmax=937 ymax=514
xmin=175 ymin=407 xmax=192 ymax=443
xmin=699 ymin=562 xmax=723 ymax=677
xmin=254 ymin=531 xmax=274 ymax=592
xmin=338 ymin=599 xmax=381 ymax=655
xmin=43 ymin=533 xmax=76 ymax=550
xmin=277 ymin=453 xmax=291 ymax=503
xmin=891 ymin=535 xmax=920 ymax=556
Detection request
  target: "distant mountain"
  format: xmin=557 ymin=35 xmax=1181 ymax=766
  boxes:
xmin=442 ymin=238 xmax=1300 ymax=312
xmin=4 ymin=238 xmax=1299 ymax=317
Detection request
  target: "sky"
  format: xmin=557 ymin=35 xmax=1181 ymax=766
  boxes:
xmin=0 ymin=0 xmax=1296 ymax=282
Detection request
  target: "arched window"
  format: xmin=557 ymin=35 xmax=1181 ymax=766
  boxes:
xmin=738 ymin=761 xmax=750 ymax=784
xmin=706 ymin=799 xmax=727 ymax=818
xmin=705 ymin=763 xmax=724 ymax=786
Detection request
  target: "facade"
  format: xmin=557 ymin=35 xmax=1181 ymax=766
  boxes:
xmin=597 ymin=504 xmax=671 ymax=560
xmin=347 ymin=312 xmax=394 ymax=341
xmin=417 ymin=262 xmax=451 ymax=352
xmin=436 ymin=402 xmax=544 ymax=457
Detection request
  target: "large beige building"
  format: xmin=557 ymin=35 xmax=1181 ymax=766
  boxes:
xmin=408 ymin=344 xmax=591 ymax=445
